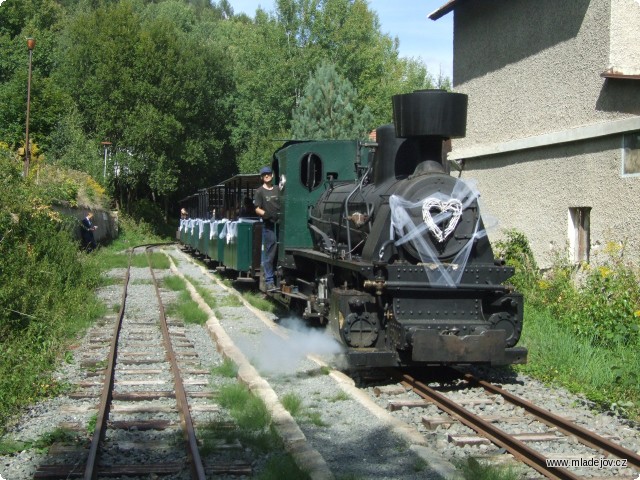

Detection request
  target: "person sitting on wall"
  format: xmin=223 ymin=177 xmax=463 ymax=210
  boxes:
xmin=81 ymin=211 xmax=98 ymax=252
xmin=254 ymin=166 xmax=280 ymax=291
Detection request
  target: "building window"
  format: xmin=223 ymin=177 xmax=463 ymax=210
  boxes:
xmin=622 ymin=132 xmax=640 ymax=176
xmin=568 ymin=207 xmax=591 ymax=263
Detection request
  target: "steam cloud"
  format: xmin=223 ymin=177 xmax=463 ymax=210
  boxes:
xmin=244 ymin=316 xmax=345 ymax=375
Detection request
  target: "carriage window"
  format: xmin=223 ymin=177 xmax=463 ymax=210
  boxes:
xmin=300 ymin=153 xmax=323 ymax=191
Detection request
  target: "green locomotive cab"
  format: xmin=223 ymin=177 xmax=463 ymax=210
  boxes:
xmin=268 ymin=139 xmax=374 ymax=313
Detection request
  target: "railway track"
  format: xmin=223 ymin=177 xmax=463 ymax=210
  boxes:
xmin=376 ymin=369 xmax=640 ymax=479
xmin=33 ymin=246 xmax=249 ymax=479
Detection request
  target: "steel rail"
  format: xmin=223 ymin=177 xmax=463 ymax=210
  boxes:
xmin=463 ymin=373 xmax=640 ymax=470
xmin=83 ymin=249 xmax=132 ymax=480
xmin=146 ymin=246 xmax=207 ymax=480
xmin=398 ymin=373 xmax=581 ymax=480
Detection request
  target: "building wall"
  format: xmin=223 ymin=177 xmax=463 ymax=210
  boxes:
xmin=465 ymin=135 xmax=640 ymax=267
xmin=447 ymin=0 xmax=640 ymax=267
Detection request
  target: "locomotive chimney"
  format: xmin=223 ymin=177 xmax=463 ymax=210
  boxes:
xmin=371 ymin=90 xmax=467 ymax=184
xmin=392 ymin=89 xmax=468 ymax=173
xmin=393 ymin=89 xmax=467 ymax=138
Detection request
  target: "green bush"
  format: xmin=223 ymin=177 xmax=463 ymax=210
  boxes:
xmin=495 ymin=230 xmax=640 ymax=349
xmin=497 ymin=230 xmax=640 ymax=418
xmin=105 ymin=213 xmax=164 ymax=250
xmin=494 ymin=229 xmax=541 ymax=296
xmin=38 ymin=178 xmax=80 ymax=206
xmin=0 ymin=156 xmax=104 ymax=432
xmin=564 ymin=246 xmax=640 ymax=348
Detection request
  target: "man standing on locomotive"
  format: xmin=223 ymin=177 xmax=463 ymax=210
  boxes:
xmin=254 ymin=166 xmax=280 ymax=291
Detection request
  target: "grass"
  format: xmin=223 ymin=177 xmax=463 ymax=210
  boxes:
xmin=281 ymin=393 xmax=303 ymax=416
xmin=219 ymin=294 xmax=243 ymax=307
xmin=211 ymin=358 xmax=238 ymax=378
xmin=199 ymin=379 xmax=308 ymax=479
xmin=162 ymin=275 xmax=209 ymax=325
xmin=0 ymin=438 xmax=28 ymax=455
xmin=279 ymin=392 xmax=328 ymax=426
xmin=200 ymin=423 xmax=280 ymax=456
xmin=328 ymin=391 xmax=350 ymax=402
xmin=181 ymin=274 xmax=220 ymax=310
xmin=516 ymin=305 xmax=640 ymax=419
xmin=256 ymin=454 xmax=310 ymax=480
xmin=195 ymin=286 xmax=217 ymax=309
xmin=243 ymin=291 xmax=277 ymax=313
xmin=163 ymin=275 xmax=186 ymax=291
xmin=101 ymin=214 xmax=167 ymax=251
xmin=457 ymin=457 xmax=519 ymax=480
xmin=166 ymin=290 xmax=208 ymax=325
xmin=305 ymin=411 xmax=328 ymax=426
xmin=413 ymin=457 xmax=429 ymax=472
xmin=217 ymin=384 xmax=271 ymax=430
xmin=0 ymin=427 xmax=81 ymax=455
xmin=94 ymin=250 xmax=130 ymax=269
xmin=148 ymin=252 xmax=171 ymax=269
xmin=86 ymin=413 xmax=97 ymax=435
xmin=200 ymin=424 xmax=308 ymax=480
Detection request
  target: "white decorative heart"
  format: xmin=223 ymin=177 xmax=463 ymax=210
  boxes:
xmin=421 ymin=198 xmax=463 ymax=243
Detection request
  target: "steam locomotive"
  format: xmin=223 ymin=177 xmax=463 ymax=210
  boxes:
xmin=179 ymin=90 xmax=527 ymax=368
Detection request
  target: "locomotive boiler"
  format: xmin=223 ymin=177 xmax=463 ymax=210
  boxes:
xmin=274 ymin=90 xmax=527 ymax=367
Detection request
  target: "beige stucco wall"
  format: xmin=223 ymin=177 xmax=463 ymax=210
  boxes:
xmin=453 ymin=0 xmax=640 ymax=147
xmin=447 ymin=0 xmax=640 ymax=267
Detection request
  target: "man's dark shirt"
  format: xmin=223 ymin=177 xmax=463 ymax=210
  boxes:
xmin=254 ymin=185 xmax=280 ymax=229
xmin=81 ymin=216 xmax=94 ymax=243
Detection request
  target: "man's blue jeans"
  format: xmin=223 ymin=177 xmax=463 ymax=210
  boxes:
xmin=262 ymin=226 xmax=277 ymax=284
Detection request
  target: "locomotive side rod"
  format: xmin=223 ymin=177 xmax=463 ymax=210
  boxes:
xmin=396 ymin=372 xmax=581 ymax=480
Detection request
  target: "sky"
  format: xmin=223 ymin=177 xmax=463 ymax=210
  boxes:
xmin=228 ymin=0 xmax=454 ymax=80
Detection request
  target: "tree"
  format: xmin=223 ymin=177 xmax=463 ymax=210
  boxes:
xmin=226 ymin=0 xmax=446 ymax=175
xmin=0 ymin=0 xmax=70 ymax=151
xmin=291 ymin=61 xmax=372 ymax=140
xmin=54 ymin=0 xmax=235 ymax=210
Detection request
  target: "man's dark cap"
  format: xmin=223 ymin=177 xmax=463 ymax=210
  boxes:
xmin=260 ymin=166 xmax=272 ymax=176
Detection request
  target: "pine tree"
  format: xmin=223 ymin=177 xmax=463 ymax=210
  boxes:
xmin=291 ymin=61 xmax=373 ymax=140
